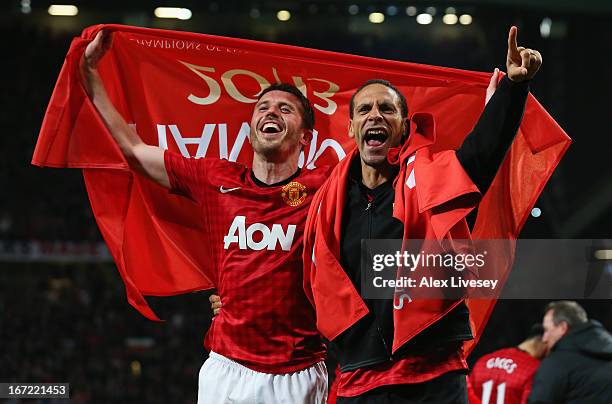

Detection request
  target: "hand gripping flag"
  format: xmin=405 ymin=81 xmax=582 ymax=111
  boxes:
xmin=32 ymin=24 xmax=570 ymax=328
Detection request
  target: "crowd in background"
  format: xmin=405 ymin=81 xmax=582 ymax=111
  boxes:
xmin=0 ymin=264 xmax=211 ymax=403
xmin=0 ymin=22 xmax=99 ymax=242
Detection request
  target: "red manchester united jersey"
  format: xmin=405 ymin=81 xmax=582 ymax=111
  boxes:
xmin=164 ymin=150 xmax=330 ymax=373
xmin=470 ymin=347 xmax=540 ymax=404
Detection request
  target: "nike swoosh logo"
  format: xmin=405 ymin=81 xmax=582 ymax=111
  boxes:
xmin=220 ymin=186 xmax=241 ymax=194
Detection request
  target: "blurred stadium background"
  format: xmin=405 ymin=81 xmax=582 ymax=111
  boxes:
xmin=1 ymin=1 xmax=611 ymax=402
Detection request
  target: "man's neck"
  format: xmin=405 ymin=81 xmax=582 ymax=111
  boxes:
xmin=518 ymin=341 xmax=538 ymax=358
xmin=361 ymin=161 xmax=395 ymax=189
xmin=252 ymin=153 xmax=299 ymax=185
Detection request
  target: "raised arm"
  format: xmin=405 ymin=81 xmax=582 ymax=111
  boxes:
xmin=80 ymin=30 xmax=169 ymax=189
xmin=457 ymin=26 xmax=542 ymax=195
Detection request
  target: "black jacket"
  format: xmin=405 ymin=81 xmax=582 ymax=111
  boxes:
xmin=528 ymin=320 xmax=612 ymax=404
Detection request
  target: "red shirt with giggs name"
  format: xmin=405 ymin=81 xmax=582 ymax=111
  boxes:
xmin=469 ymin=347 xmax=541 ymax=404
xmin=164 ymin=150 xmax=329 ymax=373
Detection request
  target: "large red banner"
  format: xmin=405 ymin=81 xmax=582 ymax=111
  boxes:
xmin=32 ymin=24 xmax=570 ymax=323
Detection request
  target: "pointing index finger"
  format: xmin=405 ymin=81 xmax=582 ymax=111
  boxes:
xmin=508 ymin=26 xmax=519 ymax=57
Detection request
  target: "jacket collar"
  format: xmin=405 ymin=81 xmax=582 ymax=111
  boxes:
xmin=387 ymin=112 xmax=437 ymax=166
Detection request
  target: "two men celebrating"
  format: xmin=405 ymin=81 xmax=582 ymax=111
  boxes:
xmin=81 ymin=25 xmax=541 ymax=403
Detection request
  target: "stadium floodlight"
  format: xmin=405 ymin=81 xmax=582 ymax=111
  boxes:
xmin=369 ymin=12 xmax=385 ymax=23
xmin=540 ymin=18 xmax=552 ymax=38
xmin=594 ymin=250 xmax=612 ymax=260
xmin=277 ymin=10 xmax=291 ymax=21
xmin=459 ymin=14 xmax=473 ymax=25
xmin=425 ymin=6 xmax=437 ymax=16
xmin=443 ymin=14 xmax=458 ymax=25
xmin=48 ymin=5 xmax=78 ymax=16
xmin=416 ymin=13 xmax=433 ymax=25
xmin=406 ymin=6 xmax=417 ymax=16
xmin=348 ymin=4 xmax=359 ymax=15
xmin=531 ymin=207 xmax=542 ymax=218
xmin=21 ymin=0 xmax=31 ymax=14
xmin=154 ymin=7 xmax=192 ymax=20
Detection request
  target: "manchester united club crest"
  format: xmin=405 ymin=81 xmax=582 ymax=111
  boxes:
xmin=281 ymin=181 xmax=307 ymax=207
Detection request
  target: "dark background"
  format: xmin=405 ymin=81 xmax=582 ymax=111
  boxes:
xmin=1 ymin=1 xmax=611 ymax=402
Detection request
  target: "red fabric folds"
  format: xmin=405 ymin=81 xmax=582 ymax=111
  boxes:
xmin=33 ymin=24 xmax=571 ymax=325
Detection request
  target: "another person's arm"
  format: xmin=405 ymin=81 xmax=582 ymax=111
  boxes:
xmin=456 ymin=26 xmax=542 ymax=195
xmin=80 ymin=30 xmax=169 ymax=188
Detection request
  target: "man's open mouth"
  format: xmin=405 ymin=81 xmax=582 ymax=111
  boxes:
xmin=364 ymin=128 xmax=388 ymax=147
xmin=260 ymin=121 xmax=283 ymax=134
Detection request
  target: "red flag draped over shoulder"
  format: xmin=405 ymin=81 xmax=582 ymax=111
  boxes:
xmin=33 ymin=24 xmax=570 ymax=330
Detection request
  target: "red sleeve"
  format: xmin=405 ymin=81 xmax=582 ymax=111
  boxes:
xmin=467 ymin=377 xmax=483 ymax=404
xmin=469 ymin=358 xmax=485 ymax=399
xmin=521 ymin=382 xmax=532 ymax=404
xmin=163 ymin=150 xmax=220 ymax=202
xmin=520 ymin=366 xmax=539 ymax=404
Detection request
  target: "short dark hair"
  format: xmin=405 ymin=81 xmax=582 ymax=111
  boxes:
xmin=258 ymin=83 xmax=315 ymax=131
xmin=349 ymin=79 xmax=409 ymax=119
xmin=526 ymin=323 xmax=544 ymax=340
xmin=545 ymin=301 xmax=588 ymax=329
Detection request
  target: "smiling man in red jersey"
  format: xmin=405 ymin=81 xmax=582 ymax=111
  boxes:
xmin=80 ymin=30 xmax=330 ymax=404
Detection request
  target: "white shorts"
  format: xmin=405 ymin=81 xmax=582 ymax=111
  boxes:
xmin=197 ymin=351 xmax=328 ymax=404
